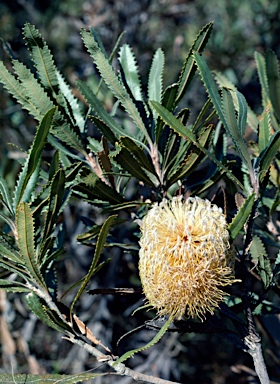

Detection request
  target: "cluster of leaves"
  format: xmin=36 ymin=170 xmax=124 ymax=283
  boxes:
xmin=0 ymin=22 xmax=279 ymax=382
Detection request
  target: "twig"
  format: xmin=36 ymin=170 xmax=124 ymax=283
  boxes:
xmin=244 ymin=308 xmax=270 ymax=384
xmin=65 ymin=334 xmax=180 ymax=384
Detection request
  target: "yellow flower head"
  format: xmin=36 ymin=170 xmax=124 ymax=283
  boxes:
xmin=139 ymin=196 xmax=238 ymax=321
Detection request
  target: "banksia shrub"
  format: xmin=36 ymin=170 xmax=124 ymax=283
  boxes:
xmin=139 ymin=196 xmax=238 ymax=321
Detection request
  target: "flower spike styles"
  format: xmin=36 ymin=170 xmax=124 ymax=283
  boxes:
xmin=139 ymin=196 xmax=239 ymax=321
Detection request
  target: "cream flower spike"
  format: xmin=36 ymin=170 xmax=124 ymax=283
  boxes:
xmin=139 ymin=196 xmax=239 ymax=321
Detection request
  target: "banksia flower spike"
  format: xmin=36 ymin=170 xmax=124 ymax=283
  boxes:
xmin=139 ymin=196 xmax=238 ymax=321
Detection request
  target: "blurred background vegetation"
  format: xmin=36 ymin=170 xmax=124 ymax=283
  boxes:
xmin=1 ymin=1 xmax=280 ymax=383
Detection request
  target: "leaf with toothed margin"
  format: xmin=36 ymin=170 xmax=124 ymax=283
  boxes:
xmin=228 ymin=193 xmax=255 ymax=240
xmin=119 ymin=44 xmax=143 ymax=101
xmin=16 ymin=202 xmax=46 ymax=288
xmin=113 ymin=316 xmax=173 ymax=364
xmin=148 ymin=48 xmax=164 ymax=105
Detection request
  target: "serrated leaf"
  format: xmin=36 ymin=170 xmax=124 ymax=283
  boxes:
xmin=114 ymin=316 xmax=173 ymax=364
xmin=228 ymin=193 xmax=255 ymax=240
xmin=0 ymin=279 xmax=30 ymax=293
xmin=266 ymin=49 xmax=280 ymax=122
xmin=0 ymin=372 xmax=105 ymax=383
xmin=56 ymin=70 xmax=86 ymax=133
xmin=166 ymin=125 xmax=214 ymax=187
xmin=259 ymin=108 xmax=272 ymax=153
xmin=155 ymin=83 xmax=179 ymax=144
xmin=16 ymin=202 xmax=46 ymax=287
xmin=194 ymin=53 xmax=253 ymax=173
xmin=221 ymin=88 xmax=252 ymax=168
xmin=71 ymin=215 xmax=117 ymax=314
xmin=23 ymin=23 xmax=59 ymax=95
xmin=176 ymin=22 xmax=213 ymax=104
xmin=41 ymin=169 xmax=66 ymax=246
xmin=73 ymin=171 xmax=125 ymax=205
xmin=13 ymin=108 xmax=56 ymax=209
xmin=81 ymin=28 xmax=152 ymax=147
xmin=150 ymin=100 xmax=244 ymax=190
xmin=0 ymin=175 xmax=13 ymax=216
xmin=51 ymin=109 xmax=85 ymax=153
xmin=259 ymin=130 xmax=280 ymax=179
xmin=250 ymin=235 xmax=272 ymax=288
xmin=213 ymin=70 xmax=259 ymax=132
xmin=119 ymin=44 xmax=143 ymax=101
xmin=0 ymin=234 xmax=23 ymax=264
xmin=77 ymin=80 xmax=126 ymax=141
xmin=25 ymin=292 xmax=69 ymax=333
xmin=0 ymin=61 xmax=39 ymax=117
xmin=148 ymin=48 xmax=164 ymax=104
xmin=113 ymin=145 xmax=158 ymax=187
xmin=12 ymin=59 xmax=54 ymax=119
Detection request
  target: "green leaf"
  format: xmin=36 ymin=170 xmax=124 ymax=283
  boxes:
xmin=114 ymin=316 xmax=173 ymax=364
xmin=51 ymin=109 xmax=85 ymax=154
xmin=255 ymin=52 xmax=270 ymax=109
xmin=213 ymin=70 xmax=259 ymax=132
xmin=41 ymin=169 xmax=66 ymax=246
xmin=155 ymin=83 xmax=179 ymax=143
xmin=25 ymin=292 xmax=69 ymax=333
xmin=0 ymin=279 xmax=30 ymax=293
xmin=56 ymin=70 xmax=86 ymax=133
xmin=0 ymin=61 xmax=39 ymax=117
xmin=77 ymin=80 xmax=127 ymax=141
xmin=250 ymin=235 xmax=272 ymax=289
xmin=23 ymin=23 xmax=59 ymax=95
xmin=0 ymin=372 xmax=106 ymax=383
xmin=13 ymin=107 xmax=56 ymax=209
xmin=113 ymin=145 xmax=158 ymax=187
xmin=0 ymin=175 xmax=13 ymax=216
xmin=150 ymin=100 xmax=244 ymax=190
xmin=73 ymin=170 xmax=125 ymax=205
xmin=259 ymin=108 xmax=272 ymax=153
xmin=16 ymin=202 xmax=46 ymax=287
xmin=221 ymin=88 xmax=252 ymax=168
xmin=71 ymin=215 xmax=117 ymax=313
xmin=12 ymin=59 xmax=54 ymax=119
xmin=0 ymin=234 xmax=23 ymax=265
xmin=266 ymin=49 xmax=280 ymax=122
xmin=148 ymin=48 xmax=164 ymax=103
xmin=119 ymin=44 xmax=143 ymax=101
xmin=81 ymin=28 xmax=152 ymax=147
xmin=166 ymin=125 xmax=213 ymax=187
xmin=228 ymin=193 xmax=255 ymax=240
xmin=259 ymin=130 xmax=280 ymax=179
xmin=176 ymin=22 xmax=213 ymax=104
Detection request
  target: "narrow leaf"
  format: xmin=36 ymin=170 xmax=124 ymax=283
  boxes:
xmin=0 ymin=175 xmax=13 ymax=215
xmin=259 ymin=130 xmax=280 ymax=179
xmin=81 ymin=28 xmax=152 ymax=146
xmin=176 ymin=22 xmax=213 ymax=103
xmin=150 ymin=100 xmax=244 ymax=190
xmin=119 ymin=44 xmax=143 ymax=101
xmin=250 ymin=236 xmax=272 ymax=289
xmin=16 ymin=202 xmax=46 ymax=287
xmin=71 ymin=215 xmax=117 ymax=313
xmin=25 ymin=292 xmax=68 ymax=333
xmin=228 ymin=193 xmax=255 ymax=240
xmin=266 ymin=49 xmax=280 ymax=121
xmin=114 ymin=316 xmax=173 ymax=364
xmin=259 ymin=108 xmax=272 ymax=154
xmin=0 ymin=279 xmax=30 ymax=293
xmin=13 ymin=107 xmax=56 ymax=209
xmin=0 ymin=372 xmax=105 ymax=383
xmin=148 ymin=48 xmax=164 ymax=103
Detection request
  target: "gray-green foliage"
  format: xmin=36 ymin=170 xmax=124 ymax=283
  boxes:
xmin=0 ymin=22 xmax=279 ymax=382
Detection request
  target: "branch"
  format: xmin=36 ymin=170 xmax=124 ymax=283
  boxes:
xmin=65 ymin=334 xmax=180 ymax=384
